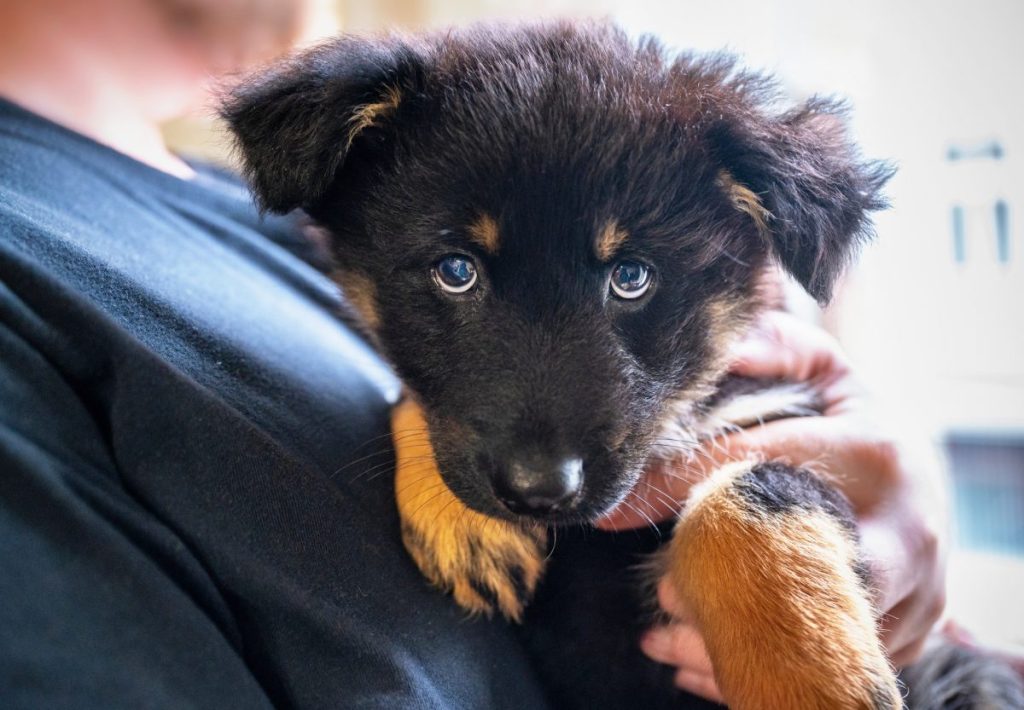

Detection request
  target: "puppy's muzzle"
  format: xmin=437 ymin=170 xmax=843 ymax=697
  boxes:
xmin=487 ymin=452 xmax=583 ymax=517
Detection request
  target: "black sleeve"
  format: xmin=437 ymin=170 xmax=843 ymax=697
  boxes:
xmin=0 ymin=294 xmax=273 ymax=709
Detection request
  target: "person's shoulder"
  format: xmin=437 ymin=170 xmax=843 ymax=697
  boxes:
xmin=0 ymin=99 xmax=142 ymax=234
xmin=0 ymin=97 xmax=98 ymax=182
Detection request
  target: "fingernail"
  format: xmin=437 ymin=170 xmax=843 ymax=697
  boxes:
xmin=674 ymin=670 xmax=703 ymax=692
xmin=640 ymin=628 xmax=671 ymax=659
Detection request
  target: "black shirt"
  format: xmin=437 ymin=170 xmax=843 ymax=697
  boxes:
xmin=0 ymin=98 xmax=549 ymax=709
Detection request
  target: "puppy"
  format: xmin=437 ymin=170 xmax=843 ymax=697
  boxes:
xmin=223 ymin=22 xmax=1023 ymax=709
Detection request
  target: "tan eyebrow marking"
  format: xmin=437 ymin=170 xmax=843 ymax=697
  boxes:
xmin=596 ymin=219 xmax=629 ymax=261
xmin=717 ymin=169 xmax=772 ymax=237
xmin=467 ymin=214 xmax=500 ymax=255
xmin=345 ymin=85 xmax=402 ymax=151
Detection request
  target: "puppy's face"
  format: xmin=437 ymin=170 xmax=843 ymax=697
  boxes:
xmin=224 ymin=23 xmax=889 ymax=524
xmin=334 ymin=147 xmax=762 ymax=523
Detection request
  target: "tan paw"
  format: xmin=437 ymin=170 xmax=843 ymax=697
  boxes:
xmin=667 ymin=461 xmax=902 ymax=709
xmin=393 ymin=399 xmax=548 ymax=621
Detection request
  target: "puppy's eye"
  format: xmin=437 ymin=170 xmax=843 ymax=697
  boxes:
xmin=609 ymin=260 xmax=653 ymax=300
xmin=433 ymin=254 xmax=478 ymax=294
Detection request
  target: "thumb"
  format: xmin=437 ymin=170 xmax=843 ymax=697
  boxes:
xmin=730 ymin=311 xmax=858 ymax=413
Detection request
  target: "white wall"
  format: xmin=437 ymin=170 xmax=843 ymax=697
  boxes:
xmin=612 ymin=0 xmax=1024 ymax=436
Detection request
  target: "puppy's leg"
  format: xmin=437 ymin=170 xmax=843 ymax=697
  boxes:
xmin=392 ymin=399 xmax=547 ymax=621
xmin=667 ymin=461 xmax=902 ymax=710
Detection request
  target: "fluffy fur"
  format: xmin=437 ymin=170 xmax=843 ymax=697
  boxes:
xmin=671 ymin=461 xmax=900 ymax=708
xmin=393 ymin=398 xmax=546 ymax=620
xmin=223 ymin=22 xmax=890 ymax=524
xmin=223 ymin=21 xmax=1021 ymax=710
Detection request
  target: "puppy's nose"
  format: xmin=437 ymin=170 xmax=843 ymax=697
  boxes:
xmin=492 ymin=456 xmax=583 ymax=516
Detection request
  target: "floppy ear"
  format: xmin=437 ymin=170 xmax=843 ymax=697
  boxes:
xmin=221 ymin=36 xmax=424 ymax=213
xmin=711 ymin=98 xmax=893 ymax=304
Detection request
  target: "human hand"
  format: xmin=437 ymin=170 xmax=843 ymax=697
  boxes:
xmin=597 ymin=311 xmax=950 ymax=702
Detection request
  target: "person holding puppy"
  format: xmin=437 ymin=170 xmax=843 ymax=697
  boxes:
xmin=0 ymin=0 xmax=948 ymax=706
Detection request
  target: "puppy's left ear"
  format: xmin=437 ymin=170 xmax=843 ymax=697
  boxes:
xmin=221 ymin=36 xmax=425 ymax=213
xmin=711 ymin=98 xmax=894 ymax=304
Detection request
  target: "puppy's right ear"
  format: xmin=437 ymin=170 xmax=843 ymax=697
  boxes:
xmin=221 ymin=36 xmax=424 ymax=213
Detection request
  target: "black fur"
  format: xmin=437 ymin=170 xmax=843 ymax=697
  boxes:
xmin=222 ymin=37 xmax=424 ymax=213
xmin=517 ymin=523 xmax=718 ymax=710
xmin=901 ymin=644 xmax=1024 ymax=710
xmin=223 ymin=22 xmax=1021 ymax=710
xmin=734 ymin=462 xmax=855 ymax=526
xmin=706 ymin=98 xmax=893 ymax=302
xmin=733 ymin=462 xmax=875 ymax=586
xmin=223 ymin=21 xmax=890 ymax=524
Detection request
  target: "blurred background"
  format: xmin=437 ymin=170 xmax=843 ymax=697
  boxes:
xmin=164 ymin=0 xmax=1024 ymax=652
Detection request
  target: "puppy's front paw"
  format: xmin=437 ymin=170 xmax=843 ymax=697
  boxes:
xmin=667 ymin=461 xmax=901 ymax=709
xmin=392 ymin=400 xmax=548 ymax=621
xmin=399 ymin=508 xmax=547 ymax=621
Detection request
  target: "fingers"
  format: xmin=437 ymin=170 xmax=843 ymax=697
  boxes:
xmin=674 ymin=666 xmax=724 ymax=703
xmin=597 ymin=415 xmax=880 ymax=531
xmin=877 ymin=565 xmax=947 ymax=668
xmin=599 ymin=383 xmax=894 ymax=531
xmin=889 ymin=635 xmax=928 ymax=669
xmin=596 ymin=415 xmax=839 ymax=531
xmin=639 ymin=581 xmax=725 ymax=702
xmin=642 ymin=584 xmax=707 ymax=672
xmin=881 ymin=594 xmax=929 ymax=666
xmin=712 ymin=415 xmax=907 ymax=514
xmin=859 ymin=514 xmax=919 ymax=613
xmin=599 ymin=310 xmax=873 ymax=532
xmin=860 ymin=494 xmax=947 ymax=665
xmin=640 ymin=624 xmax=725 ymax=703
xmin=599 ymin=311 xmax=951 ymax=693
xmin=730 ymin=310 xmax=849 ymax=383
xmin=641 ymin=587 xmax=940 ymax=701
xmin=656 ymin=576 xmax=690 ymax=619
xmin=729 ymin=311 xmax=865 ymax=414
xmin=641 ymin=624 xmax=713 ymax=674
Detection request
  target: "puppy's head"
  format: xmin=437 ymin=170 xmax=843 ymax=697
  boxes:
xmin=223 ymin=23 xmax=891 ymax=524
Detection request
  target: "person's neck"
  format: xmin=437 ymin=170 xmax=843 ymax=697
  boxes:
xmin=0 ymin=17 xmax=196 ymax=179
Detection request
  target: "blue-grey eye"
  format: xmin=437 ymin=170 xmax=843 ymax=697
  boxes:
xmin=433 ymin=254 xmax=478 ymax=294
xmin=609 ymin=260 xmax=653 ymax=300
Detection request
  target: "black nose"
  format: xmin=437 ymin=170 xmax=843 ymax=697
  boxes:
xmin=492 ymin=455 xmax=583 ymax=516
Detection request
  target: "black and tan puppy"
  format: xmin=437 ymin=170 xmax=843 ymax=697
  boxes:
xmin=223 ymin=22 xmax=1023 ymax=710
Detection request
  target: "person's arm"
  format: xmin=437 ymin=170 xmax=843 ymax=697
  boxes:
xmin=598 ymin=311 xmax=949 ymax=702
xmin=0 ymin=284 xmax=278 ymax=708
